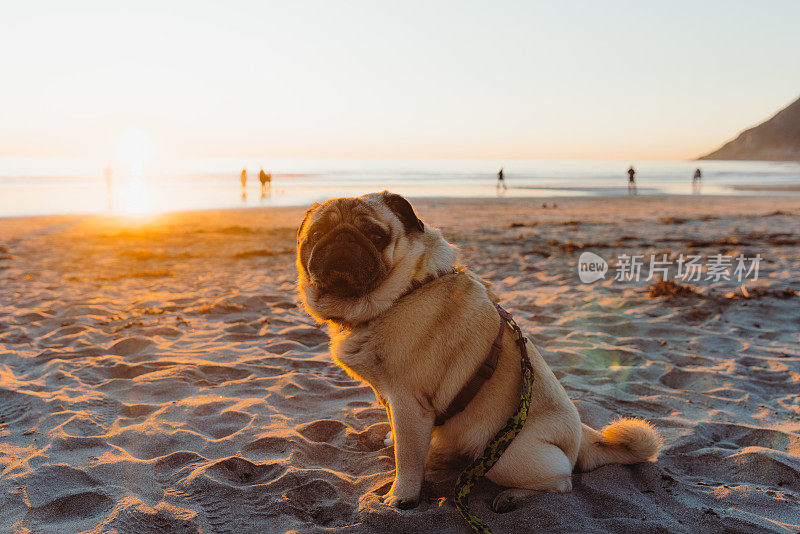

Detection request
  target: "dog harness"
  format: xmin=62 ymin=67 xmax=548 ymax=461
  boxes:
xmin=453 ymin=303 xmax=534 ymax=534
xmin=400 ymin=270 xmax=535 ymax=533
xmin=402 ymin=268 xmax=507 ymax=427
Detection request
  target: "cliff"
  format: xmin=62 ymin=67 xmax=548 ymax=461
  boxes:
xmin=698 ymin=95 xmax=800 ymax=161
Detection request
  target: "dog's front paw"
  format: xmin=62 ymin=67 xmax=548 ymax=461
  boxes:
xmin=382 ymin=493 xmax=418 ymax=509
xmin=383 ymin=431 xmax=393 ymax=447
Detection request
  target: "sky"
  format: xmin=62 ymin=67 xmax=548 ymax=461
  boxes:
xmin=1 ymin=1 xmax=799 ymax=161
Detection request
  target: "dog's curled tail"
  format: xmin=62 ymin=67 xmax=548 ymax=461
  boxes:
xmin=576 ymin=418 xmax=662 ymax=472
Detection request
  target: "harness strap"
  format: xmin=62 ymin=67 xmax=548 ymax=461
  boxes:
xmin=398 ymin=266 xmax=505 ymax=427
xmin=434 ymin=303 xmax=505 ymax=426
xmin=395 ymin=271 xmax=534 ymax=533
xmin=453 ymin=304 xmax=535 ymax=534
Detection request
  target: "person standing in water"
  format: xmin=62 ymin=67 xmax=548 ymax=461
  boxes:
xmin=693 ymin=168 xmax=702 ymax=193
xmin=497 ymin=167 xmax=507 ymax=193
xmin=627 ymin=166 xmax=637 ymax=195
xmin=259 ymin=168 xmax=269 ymax=198
xmin=240 ymin=168 xmax=247 ymax=189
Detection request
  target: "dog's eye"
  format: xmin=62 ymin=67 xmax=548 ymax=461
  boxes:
xmin=369 ymin=231 xmax=387 ymax=246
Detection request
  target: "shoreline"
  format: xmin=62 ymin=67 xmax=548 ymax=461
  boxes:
xmin=729 ymin=183 xmax=800 ymax=191
xmin=2 ymin=192 xmax=800 ymax=224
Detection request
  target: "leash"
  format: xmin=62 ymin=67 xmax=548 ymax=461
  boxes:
xmin=453 ymin=304 xmax=534 ymax=534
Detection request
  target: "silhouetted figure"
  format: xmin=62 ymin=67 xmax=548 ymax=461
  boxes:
xmin=240 ymin=168 xmax=248 ymax=201
xmin=104 ymin=165 xmax=114 ymax=211
xmin=627 ymin=166 xmax=637 ymax=195
xmin=692 ymin=168 xmax=702 ymax=193
xmin=259 ymin=168 xmax=271 ymax=199
xmin=497 ymin=167 xmax=507 ymax=194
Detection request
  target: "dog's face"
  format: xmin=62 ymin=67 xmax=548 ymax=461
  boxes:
xmin=296 ymin=191 xmax=428 ymax=324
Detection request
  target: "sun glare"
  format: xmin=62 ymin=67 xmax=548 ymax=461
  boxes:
xmin=116 ymin=129 xmax=154 ymax=176
xmin=114 ymin=129 xmax=156 ymax=215
xmin=121 ymin=177 xmax=151 ymax=215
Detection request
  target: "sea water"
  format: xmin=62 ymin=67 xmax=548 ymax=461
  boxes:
xmin=0 ymin=157 xmax=798 ymax=217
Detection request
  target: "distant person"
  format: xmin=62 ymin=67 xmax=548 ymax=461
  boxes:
xmin=104 ymin=165 xmax=114 ymax=211
xmin=497 ymin=167 xmax=507 ymax=193
xmin=627 ymin=166 xmax=637 ymax=195
xmin=693 ymin=168 xmax=702 ymax=193
xmin=259 ymin=168 xmax=271 ymax=199
xmin=240 ymin=168 xmax=248 ymax=201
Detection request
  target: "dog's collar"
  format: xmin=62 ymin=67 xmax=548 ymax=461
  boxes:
xmin=397 ymin=267 xmax=459 ymax=301
xmin=326 ymin=267 xmax=459 ymax=329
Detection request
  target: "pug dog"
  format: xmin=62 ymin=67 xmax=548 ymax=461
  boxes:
xmin=296 ymin=191 xmax=661 ymax=512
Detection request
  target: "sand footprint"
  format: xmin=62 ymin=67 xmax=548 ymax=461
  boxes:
xmin=107 ymin=337 xmax=155 ymax=356
xmin=20 ymin=465 xmax=112 ymax=530
xmin=89 ymin=497 xmax=201 ymax=534
xmin=153 ymin=450 xmax=208 ymax=485
xmin=297 ymin=419 xmax=348 ymax=444
xmin=242 ymin=435 xmax=294 ymax=461
xmin=25 ymin=491 xmax=113 ymax=528
xmin=203 ymin=456 xmax=285 ymax=486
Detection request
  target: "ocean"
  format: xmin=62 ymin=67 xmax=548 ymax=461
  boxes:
xmin=1 ymin=157 xmax=799 ymax=217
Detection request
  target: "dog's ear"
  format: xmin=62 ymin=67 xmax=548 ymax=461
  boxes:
xmin=382 ymin=192 xmax=424 ymax=233
xmin=298 ymin=202 xmax=321 ymax=241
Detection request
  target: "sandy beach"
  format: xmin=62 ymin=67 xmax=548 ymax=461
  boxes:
xmin=1 ymin=194 xmax=799 ymax=533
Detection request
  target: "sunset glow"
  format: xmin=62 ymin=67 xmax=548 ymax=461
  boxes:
xmin=120 ymin=177 xmax=152 ymax=215
xmin=116 ymin=130 xmax=155 ymax=177
xmin=1 ymin=2 xmax=799 ymax=162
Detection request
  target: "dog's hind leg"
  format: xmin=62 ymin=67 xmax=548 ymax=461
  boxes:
xmin=486 ymin=440 xmax=573 ymax=513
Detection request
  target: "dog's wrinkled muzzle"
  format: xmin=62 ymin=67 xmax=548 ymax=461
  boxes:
xmin=308 ymin=228 xmax=384 ymax=297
